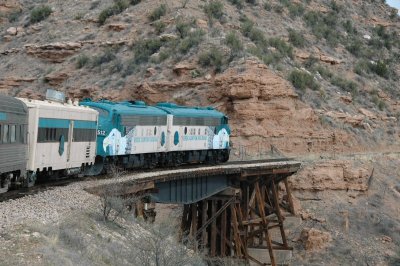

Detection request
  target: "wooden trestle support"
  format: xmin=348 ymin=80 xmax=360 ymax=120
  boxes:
xmin=180 ymin=175 xmax=295 ymax=266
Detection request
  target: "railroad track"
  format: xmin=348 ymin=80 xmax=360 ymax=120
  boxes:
xmin=0 ymin=158 xmax=291 ymax=202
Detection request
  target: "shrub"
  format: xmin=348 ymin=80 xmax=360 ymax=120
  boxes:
xmin=204 ymin=1 xmax=224 ymax=21
xmin=246 ymin=0 xmax=257 ymax=4
xmin=331 ymin=76 xmax=358 ymax=95
xmin=268 ymin=37 xmax=293 ymax=58
xmin=241 ymin=19 xmax=266 ymax=45
xmin=263 ymin=2 xmax=272 ymax=11
xmin=98 ymin=0 xmax=129 ymax=25
xmin=176 ymin=20 xmax=193 ymax=38
xmin=343 ymin=20 xmax=357 ymax=35
xmin=133 ymin=38 xmax=163 ymax=64
xmin=30 ymin=5 xmax=52 ymax=24
xmin=225 ymin=31 xmax=243 ymax=56
xmin=371 ymin=60 xmax=389 ymax=78
xmin=178 ymin=29 xmax=204 ymax=54
xmin=303 ymin=11 xmax=341 ymax=47
xmin=345 ymin=38 xmax=364 ymax=57
xmin=8 ymin=10 xmax=22 ymax=23
xmin=329 ymin=0 xmax=342 ymax=13
xmin=288 ymin=29 xmax=305 ymax=47
xmin=289 ymin=69 xmax=320 ymax=91
xmin=76 ymin=54 xmax=90 ymax=69
xmin=199 ymin=47 xmax=224 ymax=72
xmin=92 ymin=49 xmax=116 ymax=67
xmin=288 ymin=3 xmax=305 ymax=17
xmin=228 ymin=0 xmax=244 ymax=8
xmin=148 ymin=4 xmax=167 ymax=22
xmin=313 ymin=65 xmax=333 ymax=79
xmin=153 ymin=21 xmax=166 ymax=34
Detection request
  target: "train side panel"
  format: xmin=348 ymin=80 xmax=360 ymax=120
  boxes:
xmin=20 ymin=99 xmax=97 ymax=174
xmin=0 ymin=95 xmax=28 ymax=190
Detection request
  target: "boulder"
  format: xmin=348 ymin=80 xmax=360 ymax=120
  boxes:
xmin=300 ymin=228 xmax=332 ymax=251
xmin=6 ymin=27 xmax=17 ymax=35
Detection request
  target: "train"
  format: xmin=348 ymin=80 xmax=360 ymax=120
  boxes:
xmin=0 ymin=94 xmax=231 ymax=193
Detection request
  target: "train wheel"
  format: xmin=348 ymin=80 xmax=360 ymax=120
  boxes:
xmin=26 ymin=172 xmax=37 ymax=188
xmin=0 ymin=174 xmax=11 ymax=194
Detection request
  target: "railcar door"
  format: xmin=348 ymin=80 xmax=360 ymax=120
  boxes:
xmin=67 ymin=121 xmax=73 ymax=163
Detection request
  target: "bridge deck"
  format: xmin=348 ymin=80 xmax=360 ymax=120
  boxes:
xmin=87 ymin=159 xmax=301 ymax=196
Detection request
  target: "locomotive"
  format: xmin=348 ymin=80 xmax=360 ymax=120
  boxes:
xmin=0 ymin=94 xmax=230 ymax=193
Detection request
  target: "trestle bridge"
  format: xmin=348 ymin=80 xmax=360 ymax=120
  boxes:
xmin=88 ymin=159 xmax=301 ymax=266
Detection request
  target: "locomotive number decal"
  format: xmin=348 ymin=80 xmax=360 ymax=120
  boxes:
xmin=97 ymin=130 xmax=106 ymax=136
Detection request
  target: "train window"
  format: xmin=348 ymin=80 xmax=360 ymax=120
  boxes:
xmin=154 ymin=127 xmax=157 ymax=136
xmin=184 ymin=127 xmax=187 ymax=135
xmin=10 ymin=125 xmax=16 ymax=143
xmin=3 ymin=125 xmax=9 ymax=143
xmin=198 ymin=128 xmax=201 ymax=135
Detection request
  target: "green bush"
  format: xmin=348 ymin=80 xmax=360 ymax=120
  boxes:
xmin=246 ymin=0 xmax=257 ymax=4
xmin=133 ymin=38 xmax=163 ymax=64
xmin=289 ymin=69 xmax=320 ymax=91
xmin=313 ymin=65 xmax=333 ymax=79
xmin=204 ymin=1 xmax=224 ymax=21
xmin=98 ymin=0 xmax=129 ymax=25
xmin=303 ymin=11 xmax=341 ymax=47
xmin=8 ymin=10 xmax=22 ymax=22
xmin=354 ymin=60 xmax=389 ymax=79
xmin=371 ymin=60 xmax=389 ymax=78
xmin=76 ymin=54 xmax=90 ymax=69
xmin=228 ymin=0 xmax=244 ymax=8
xmin=153 ymin=21 xmax=166 ymax=34
xmin=176 ymin=20 xmax=193 ymax=38
xmin=288 ymin=29 xmax=305 ymax=47
xmin=354 ymin=60 xmax=370 ymax=76
xmin=198 ymin=47 xmax=224 ymax=72
xmin=268 ymin=37 xmax=293 ymax=58
xmin=225 ymin=31 xmax=243 ymax=56
xmin=263 ymin=3 xmax=272 ymax=11
xmin=345 ymin=38 xmax=364 ymax=57
xmin=343 ymin=20 xmax=357 ymax=35
xmin=288 ymin=3 xmax=305 ymax=17
xmin=91 ymin=49 xmax=116 ymax=67
xmin=148 ymin=4 xmax=167 ymax=22
xmin=178 ymin=29 xmax=204 ymax=54
xmin=30 ymin=5 xmax=52 ymax=24
xmin=331 ymin=76 xmax=358 ymax=95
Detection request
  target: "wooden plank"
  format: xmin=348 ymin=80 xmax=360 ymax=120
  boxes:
xmin=230 ymin=205 xmax=243 ymax=257
xmin=255 ymin=181 xmax=276 ymax=266
xmin=272 ymin=180 xmax=288 ymax=248
xmin=191 ymin=203 xmax=198 ymax=239
xmin=284 ymin=178 xmax=295 ymax=214
xmin=211 ymin=200 xmax=217 ymax=257
xmin=201 ymin=200 xmax=207 ymax=249
xmin=221 ymin=202 xmax=227 ymax=256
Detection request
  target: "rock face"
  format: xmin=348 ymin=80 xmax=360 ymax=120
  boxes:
xmin=0 ymin=77 xmax=36 ymax=92
xmin=25 ymin=42 xmax=82 ymax=63
xmin=112 ymin=60 xmax=356 ymax=157
xmin=290 ymin=160 xmax=373 ymax=191
xmin=300 ymin=228 xmax=332 ymax=251
xmin=44 ymin=72 xmax=69 ymax=86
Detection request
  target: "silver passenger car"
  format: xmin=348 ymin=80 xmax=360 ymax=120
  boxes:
xmin=0 ymin=95 xmax=28 ymax=193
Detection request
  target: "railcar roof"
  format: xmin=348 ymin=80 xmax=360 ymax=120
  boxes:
xmin=18 ymin=98 xmax=97 ymax=114
xmin=156 ymin=102 xmax=225 ymax=118
xmin=0 ymin=95 xmax=27 ymax=114
xmin=80 ymin=100 xmax=168 ymax=116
